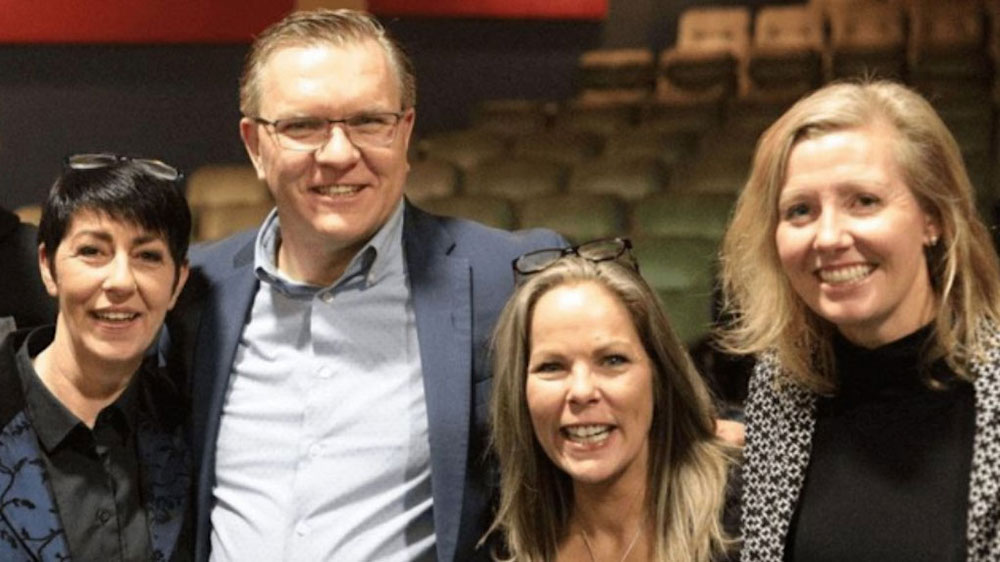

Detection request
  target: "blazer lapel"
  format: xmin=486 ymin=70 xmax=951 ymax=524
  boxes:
xmin=0 ymin=411 xmax=71 ymax=561
xmin=967 ymin=341 xmax=1000 ymax=561
xmin=404 ymin=204 xmax=472 ymax=562
xmin=0 ymin=335 xmax=70 ymax=561
xmin=189 ymin=241 xmax=257 ymax=560
xmin=137 ymin=415 xmax=190 ymax=562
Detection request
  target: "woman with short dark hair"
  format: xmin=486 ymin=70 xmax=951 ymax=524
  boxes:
xmin=0 ymin=154 xmax=193 ymax=561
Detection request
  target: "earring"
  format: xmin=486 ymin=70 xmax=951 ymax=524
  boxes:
xmin=926 ymin=235 xmax=939 ymax=247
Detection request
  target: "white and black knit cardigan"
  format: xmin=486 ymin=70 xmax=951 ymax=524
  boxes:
xmin=740 ymin=343 xmax=1000 ymax=562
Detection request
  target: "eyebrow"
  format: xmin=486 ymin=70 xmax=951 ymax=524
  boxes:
xmin=71 ymin=230 xmax=164 ymax=246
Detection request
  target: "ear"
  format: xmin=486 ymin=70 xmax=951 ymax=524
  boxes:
xmin=923 ymin=213 xmax=941 ymax=247
xmin=240 ymin=117 xmax=267 ymax=181
xmin=167 ymin=261 xmax=190 ymax=310
xmin=37 ymin=243 xmax=58 ymax=298
xmin=399 ymin=107 xmax=416 ymax=152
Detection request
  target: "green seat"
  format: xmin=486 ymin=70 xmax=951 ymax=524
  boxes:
xmin=632 ymin=235 xmax=720 ymax=343
xmin=418 ymin=195 xmax=517 ymax=230
xmin=513 ymin=130 xmax=603 ymax=167
xmin=632 ymin=192 xmax=735 ymax=239
xmin=569 ymin=156 xmax=668 ymax=201
xmin=674 ymin=150 xmax=751 ymax=195
xmin=405 ymin=158 xmax=460 ymax=203
xmin=577 ymin=48 xmax=656 ymax=92
xmin=471 ymin=98 xmax=552 ymax=137
xmin=603 ymin=128 xmax=697 ymax=168
xmin=418 ymin=130 xmax=507 ymax=171
xmin=465 ymin=158 xmax=567 ymax=201
xmin=553 ymin=100 xmax=637 ymax=137
xmin=518 ymin=194 xmax=627 ymax=244
xmin=657 ymin=289 xmax=715 ymax=344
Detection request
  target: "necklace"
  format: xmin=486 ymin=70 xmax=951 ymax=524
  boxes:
xmin=580 ymin=523 xmax=642 ymax=562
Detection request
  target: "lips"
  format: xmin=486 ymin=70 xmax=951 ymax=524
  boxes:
xmin=562 ymin=424 xmax=615 ymax=444
xmin=91 ymin=310 xmax=140 ymax=322
xmin=816 ymin=263 xmax=875 ymax=285
xmin=309 ymin=184 xmax=364 ymax=196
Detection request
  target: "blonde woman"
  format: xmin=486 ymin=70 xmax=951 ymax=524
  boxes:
xmin=721 ymin=80 xmax=1000 ymax=561
xmin=488 ymin=239 xmax=735 ymax=561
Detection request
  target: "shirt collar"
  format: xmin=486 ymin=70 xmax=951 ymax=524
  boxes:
xmin=253 ymin=200 xmax=406 ymax=298
xmin=16 ymin=326 xmax=141 ymax=452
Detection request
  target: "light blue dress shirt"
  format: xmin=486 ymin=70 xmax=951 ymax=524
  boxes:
xmin=210 ymin=201 xmax=435 ymax=561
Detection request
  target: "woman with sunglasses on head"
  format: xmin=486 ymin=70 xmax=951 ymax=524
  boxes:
xmin=486 ymin=238 xmax=737 ymax=562
xmin=721 ymin=81 xmax=1000 ymax=561
xmin=0 ymin=154 xmax=193 ymax=561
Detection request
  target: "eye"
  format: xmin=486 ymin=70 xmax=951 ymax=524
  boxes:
xmin=529 ymin=360 xmax=565 ymax=377
xmin=855 ymin=193 xmax=881 ymax=208
xmin=137 ymin=249 xmax=165 ymax=263
xmin=349 ymin=113 xmax=392 ymax=126
xmin=782 ymin=202 xmax=812 ymax=222
xmin=602 ymin=354 xmax=630 ymax=367
xmin=276 ymin=118 xmax=325 ymax=138
xmin=77 ymin=245 xmax=101 ymax=257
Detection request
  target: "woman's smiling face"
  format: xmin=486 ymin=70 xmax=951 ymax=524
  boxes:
xmin=525 ymin=281 xmax=654 ymax=488
xmin=774 ymin=125 xmax=939 ymax=347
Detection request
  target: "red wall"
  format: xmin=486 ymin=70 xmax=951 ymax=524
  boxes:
xmin=369 ymin=0 xmax=607 ymax=20
xmin=0 ymin=0 xmax=294 ymax=43
xmin=0 ymin=0 xmax=607 ymax=43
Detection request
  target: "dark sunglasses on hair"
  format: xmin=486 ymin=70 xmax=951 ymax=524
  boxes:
xmin=66 ymin=153 xmax=183 ymax=182
xmin=512 ymin=237 xmax=638 ymax=282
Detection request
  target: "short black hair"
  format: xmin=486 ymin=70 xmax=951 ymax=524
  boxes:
xmin=38 ymin=158 xmax=191 ymax=280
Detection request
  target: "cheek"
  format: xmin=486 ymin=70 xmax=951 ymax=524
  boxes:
xmin=525 ymin=380 xmax=560 ymax=431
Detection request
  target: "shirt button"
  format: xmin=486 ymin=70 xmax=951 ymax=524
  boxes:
xmin=295 ymin=522 xmax=310 ymax=536
xmin=308 ymin=443 xmax=322 ymax=458
xmin=316 ymin=366 xmax=333 ymax=379
xmin=97 ymin=509 xmax=112 ymax=524
xmin=319 ymin=292 xmax=335 ymax=304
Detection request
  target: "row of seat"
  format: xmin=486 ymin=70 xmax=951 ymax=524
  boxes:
xmin=579 ymin=0 xmax=998 ymax=105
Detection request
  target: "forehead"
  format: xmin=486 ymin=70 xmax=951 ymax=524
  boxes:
xmin=61 ymin=208 xmax=164 ymax=243
xmin=257 ymin=39 xmax=401 ymax=114
xmin=780 ymin=126 xmax=903 ymax=193
xmin=532 ymin=282 xmax=633 ymax=328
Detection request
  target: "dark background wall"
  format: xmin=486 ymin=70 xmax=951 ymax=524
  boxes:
xmin=0 ymin=0 xmax=764 ymax=209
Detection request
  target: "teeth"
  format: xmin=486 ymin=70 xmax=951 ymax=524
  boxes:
xmin=818 ymin=264 xmax=874 ymax=284
xmin=564 ymin=425 xmax=613 ymax=443
xmin=312 ymin=185 xmax=362 ymax=196
xmin=94 ymin=311 xmax=138 ymax=321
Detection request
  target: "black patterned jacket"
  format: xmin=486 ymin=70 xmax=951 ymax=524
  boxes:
xmin=740 ymin=339 xmax=1000 ymax=562
xmin=0 ymin=330 xmax=191 ymax=561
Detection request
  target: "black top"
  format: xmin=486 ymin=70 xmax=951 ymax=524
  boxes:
xmin=15 ymin=327 xmax=153 ymax=562
xmin=0 ymin=208 xmax=57 ymax=330
xmin=785 ymin=325 xmax=975 ymax=561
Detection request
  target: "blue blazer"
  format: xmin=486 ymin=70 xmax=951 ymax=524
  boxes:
xmin=164 ymin=202 xmax=564 ymax=562
xmin=0 ymin=331 xmax=190 ymax=562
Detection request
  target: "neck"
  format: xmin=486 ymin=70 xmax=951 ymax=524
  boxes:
xmin=567 ymin=478 xmax=649 ymax=562
xmin=275 ymin=228 xmax=363 ymax=287
xmin=33 ymin=326 xmax=138 ymax=428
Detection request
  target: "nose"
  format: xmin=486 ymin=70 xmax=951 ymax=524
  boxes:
xmin=103 ymin=253 xmax=137 ymax=296
xmin=567 ymin=363 xmax=599 ymax=404
xmin=313 ymin=124 xmax=361 ymax=167
xmin=814 ymin=208 xmax=850 ymax=251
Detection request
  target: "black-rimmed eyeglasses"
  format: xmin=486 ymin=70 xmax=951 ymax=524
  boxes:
xmin=251 ymin=111 xmax=407 ymax=151
xmin=66 ymin=153 xmax=182 ymax=182
xmin=512 ymin=237 xmax=638 ymax=282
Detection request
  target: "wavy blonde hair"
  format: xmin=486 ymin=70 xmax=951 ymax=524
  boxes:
xmin=719 ymin=80 xmax=1000 ymax=393
xmin=487 ymin=257 xmax=733 ymax=561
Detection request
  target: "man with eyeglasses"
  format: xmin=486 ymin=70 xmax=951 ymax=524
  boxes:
xmin=163 ymin=8 xmax=563 ymax=562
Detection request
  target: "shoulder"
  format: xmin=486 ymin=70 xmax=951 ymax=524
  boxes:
xmin=188 ymin=229 xmax=257 ymax=278
xmin=406 ymin=203 xmax=565 ymax=263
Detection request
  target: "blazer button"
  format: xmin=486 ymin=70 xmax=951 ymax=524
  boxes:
xmin=97 ymin=509 xmax=112 ymax=524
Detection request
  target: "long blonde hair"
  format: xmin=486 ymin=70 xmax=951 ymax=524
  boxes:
xmin=719 ymin=80 xmax=1000 ymax=392
xmin=487 ymin=257 xmax=732 ymax=561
